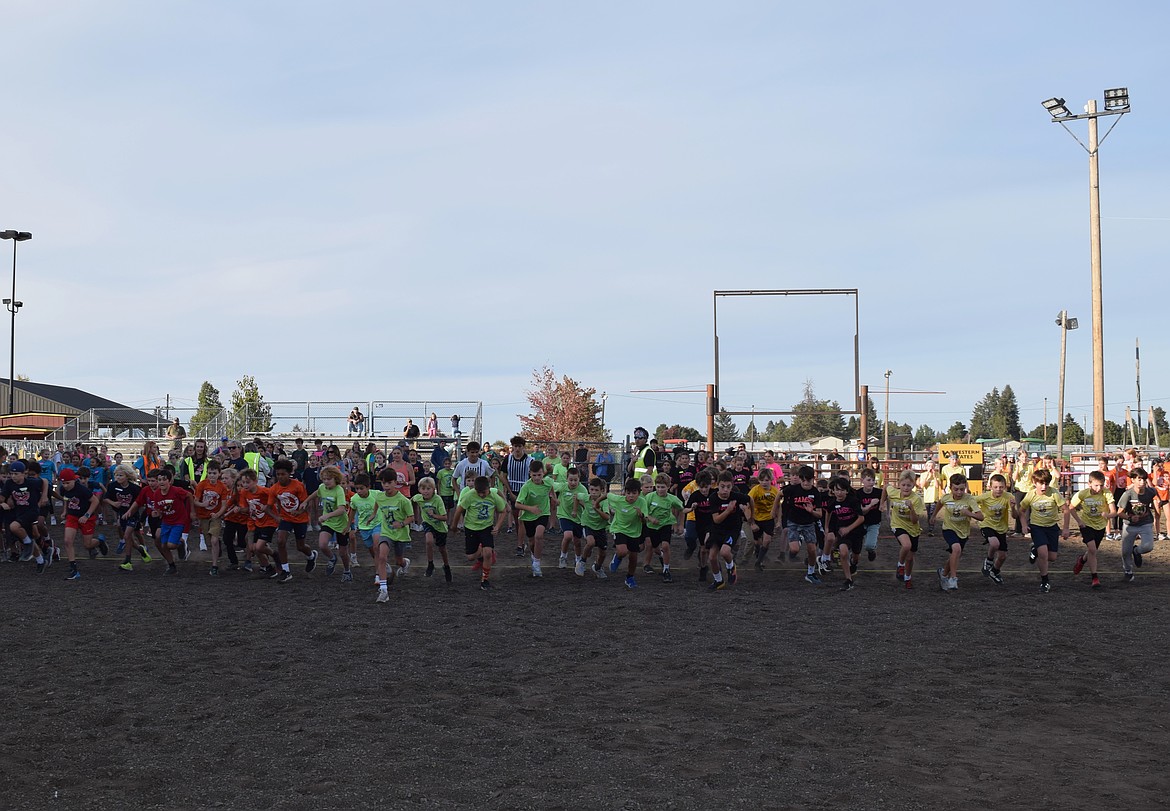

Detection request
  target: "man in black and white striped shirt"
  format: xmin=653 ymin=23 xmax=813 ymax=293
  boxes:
xmin=505 ymin=435 xmax=533 ymax=555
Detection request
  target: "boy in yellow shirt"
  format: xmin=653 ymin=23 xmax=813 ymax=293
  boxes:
xmin=1019 ymin=468 xmax=1065 ymax=593
xmin=977 ymin=474 xmax=1015 ymax=585
xmin=1063 ymin=468 xmax=1116 ymax=589
xmin=928 ymin=473 xmax=983 ymax=591
xmin=747 ymin=468 xmax=779 ymax=569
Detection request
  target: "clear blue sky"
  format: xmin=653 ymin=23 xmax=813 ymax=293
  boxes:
xmin=2 ymin=1 xmax=1166 ymax=441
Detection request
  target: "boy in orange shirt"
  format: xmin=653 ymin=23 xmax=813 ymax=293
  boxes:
xmin=238 ymin=469 xmax=282 ymax=581
xmin=269 ymin=458 xmax=316 ymax=579
xmin=1153 ymin=459 xmax=1170 ymax=541
xmin=194 ymin=460 xmax=232 ymax=576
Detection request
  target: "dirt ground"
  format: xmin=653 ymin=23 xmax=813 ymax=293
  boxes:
xmin=4 ymin=526 xmax=1170 ymax=811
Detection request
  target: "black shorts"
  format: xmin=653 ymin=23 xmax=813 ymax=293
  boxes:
xmin=752 ymin=518 xmax=775 ymax=540
xmin=521 ymin=516 xmax=548 ymax=538
xmin=465 ymin=527 xmax=494 ymax=556
xmin=981 ymin=527 xmax=1007 ymax=550
xmin=119 ymin=517 xmax=140 ymax=532
xmin=39 ymin=504 xmax=52 ymax=518
xmin=648 ymin=526 xmax=671 ymax=548
xmin=1081 ymin=526 xmax=1106 ymax=546
xmin=252 ymin=526 xmax=275 ymax=544
xmin=705 ymin=528 xmax=738 ymax=550
xmin=148 ymin=516 xmax=161 ymax=533
xmin=894 ymin=529 xmax=920 ymax=553
xmin=277 ymin=520 xmax=308 ymax=540
xmin=837 ymin=531 xmax=863 ymax=556
xmin=585 ymin=527 xmax=608 ymax=551
xmin=441 ymin=495 xmax=454 ymax=510
xmin=426 ymin=527 xmax=448 ymax=547
xmin=614 ymin=532 xmax=642 ymax=553
xmin=9 ymin=515 xmax=37 ymax=536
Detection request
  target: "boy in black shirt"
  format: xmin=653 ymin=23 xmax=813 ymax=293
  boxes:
xmin=706 ymin=471 xmax=751 ymax=591
xmin=825 ymin=477 xmax=865 ymax=591
xmin=684 ymin=469 xmax=719 ymax=582
xmin=2 ymin=461 xmax=49 ymax=572
xmin=781 ymin=465 xmax=826 ymax=585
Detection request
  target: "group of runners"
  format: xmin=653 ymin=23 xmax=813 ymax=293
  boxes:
xmin=0 ymin=430 xmax=1162 ymax=600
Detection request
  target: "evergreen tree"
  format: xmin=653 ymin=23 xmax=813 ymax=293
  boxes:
xmin=190 ymin=381 xmax=225 ymax=437
xmin=228 ymin=376 xmax=273 ymax=435
xmin=743 ymin=419 xmax=759 ymax=444
xmin=913 ymin=424 xmax=937 ymax=448
xmin=1060 ymin=413 xmax=1085 ymax=445
xmin=999 ymin=385 xmax=1021 ymax=439
xmin=788 ymin=380 xmax=847 ymax=440
xmin=943 ymin=421 xmax=968 ymax=441
xmin=713 ymin=409 xmax=739 ymax=443
xmin=764 ymin=419 xmax=789 ymax=441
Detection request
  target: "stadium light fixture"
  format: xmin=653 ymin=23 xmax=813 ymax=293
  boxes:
xmin=1042 ymin=97 xmax=1071 ymax=119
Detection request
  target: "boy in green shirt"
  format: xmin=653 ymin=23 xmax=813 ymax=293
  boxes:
xmin=436 ymin=458 xmax=455 ymax=510
xmin=642 ymin=474 xmax=683 ymax=582
xmin=303 ymin=465 xmax=353 ymax=582
xmin=451 ymin=475 xmax=507 ymax=590
xmin=605 ymin=478 xmax=647 ymax=589
xmin=576 ymin=477 xmax=612 ymax=578
xmin=514 ymin=459 xmax=558 ymax=578
xmin=413 ymin=476 xmax=451 ymax=582
xmin=553 ymin=467 xmax=588 ymax=571
xmin=375 ymin=470 xmax=415 ymax=600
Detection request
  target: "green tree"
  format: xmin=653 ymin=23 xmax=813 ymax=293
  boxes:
xmin=970 ymin=387 xmax=1000 ymax=439
xmin=913 ymin=424 xmax=937 ymax=448
xmin=943 ymin=421 xmax=968 ymax=441
xmin=788 ymin=380 xmax=847 ymax=441
xmin=190 ymin=381 xmax=225 ymax=437
xmin=743 ymin=419 xmax=759 ymax=444
xmin=764 ymin=419 xmax=789 ymax=441
xmin=1060 ymin=413 xmax=1085 ymax=445
xmin=713 ymin=409 xmax=739 ymax=443
xmin=844 ymin=396 xmax=881 ymax=440
xmin=998 ymin=385 xmax=1021 ymax=439
xmin=657 ymin=424 xmax=704 ymax=442
xmin=1026 ymin=424 xmax=1055 ymax=442
xmin=228 ymin=375 xmax=273 ymax=435
xmin=1103 ymin=419 xmax=1127 ymax=446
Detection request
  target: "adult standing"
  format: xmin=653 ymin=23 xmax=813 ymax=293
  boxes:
xmin=941 ymin=451 xmax=966 ymax=492
xmin=431 ymin=440 xmax=450 ymax=472
xmin=594 ymin=446 xmax=615 ymax=488
xmin=627 ymin=427 xmax=657 ymax=484
xmin=223 ymin=441 xmax=249 ymax=473
xmin=574 ymin=442 xmax=589 ymax=472
xmin=165 ymin=419 xmax=187 ymax=453
xmin=504 ymin=436 xmax=534 ymax=554
xmin=291 ymin=438 xmax=310 ymax=479
xmin=403 ymin=419 xmax=421 ymax=448
xmin=180 ymin=439 xmax=212 ymax=485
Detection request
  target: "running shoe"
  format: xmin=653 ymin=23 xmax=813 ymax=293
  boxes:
xmin=729 ymin=570 xmax=738 ymax=586
xmin=988 ymin=569 xmax=1003 ymax=585
xmin=399 ymin=557 xmax=410 ymax=575
xmin=1040 ymin=581 xmax=1051 ymax=593
xmin=867 ymin=549 xmax=876 ymax=562
xmin=325 ymin=556 xmax=337 ymax=576
xmin=19 ymin=547 xmax=32 ymax=563
xmin=1091 ymin=575 xmax=1101 ymax=589
xmin=178 ymin=540 xmax=189 ymax=561
xmin=341 ymin=571 xmax=353 ymax=583
xmin=1161 ymin=533 xmax=1169 ymax=542
xmin=1133 ymin=549 xmax=1144 ymax=568
xmin=625 ymin=576 xmax=637 ymax=590
xmin=480 ymin=578 xmax=492 ymax=590
xmin=531 ymin=561 xmax=542 ymax=578
xmin=608 ymin=554 xmax=621 ymax=574
xmin=118 ymin=562 xmax=133 ymax=572
xmin=593 ymin=565 xmax=607 ymax=580
xmin=305 ymin=550 xmax=317 ymax=573
xmin=66 ymin=566 xmax=80 ymax=581
xmin=982 ymin=559 xmax=993 ymax=576
xmin=164 ymin=563 xmax=177 ymax=576
xmin=1124 ymin=572 xmax=1135 ymax=582
xmin=89 ymin=548 xmax=98 ymax=560
xmin=896 ymin=564 xmax=905 ymax=581
xmin=115 ymin=540 xmax=126 ymax=556
xmin=277 ymin=570 xmax=293 ymax=584
xmin=45 ymin=548 xmax=56 ymax=567
xmin=209 ymin=566 xmax=218 ymax=577
xmin=1029 ymin=545 xmax=1037 ymax=563
xmin=98 ymin=538 xmax=109 ymax=556
xmin=350 ymin=553 xmax=361 ymax=568
xmin=817 ymin=558 xmax=831 ymax=575
xmin=708 ymin=578 xmax=726 ymax=591
xmin=841 ymin=579 xmax=854 ymax=592
xmin=139 ymin=549 xmax=153 ymax=563
xmin=36 ymin=559 xmax=45 ymax=573
xmin=904 ymin=576 xmax=913 ymax=589
xmin=643 ymin=564 xmax=653 ymax=574
xmin=662 ymin=570 xmax=673 ymax=583
xmin=266 ymin=565 xmax=280 ymax=578
xmin=937 ymin=567 xmax=948 ymax=591
xmin=444 ymin=565 xmax=452 ymax=583
xmin=574 ymin=560 xmax=586 ymax=577
xmin=426 ymin=561 xmax=435 ymax=577
xmin=949 ymin=577 xmax=959 ymax=591
xmin=1073 ymin=554 xmax=1085 ymax=575
xmin=804 ymin=573 xmax=821 ymax=585
xmin=376 ymin=590 xmax=389 ymax=603
xmin=243 ymin=561 xmax=254 ymax=573
xmin=558 ymin=553 xmax=569 ymax=569
xmin=514 ymin=545 xmax=524 ymax=557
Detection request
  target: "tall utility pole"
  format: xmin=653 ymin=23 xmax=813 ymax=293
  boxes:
xmin=1043 ymin=88 xmax=1130 ymax=451
xmin=1056 ymin=311 xmax=1068 ymax=458
xmin=883 ymin=370 xmax=892 ymax=460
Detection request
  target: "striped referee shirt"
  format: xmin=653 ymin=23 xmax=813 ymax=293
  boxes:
xmin=505 ymin=453 xmax=532 ymax=495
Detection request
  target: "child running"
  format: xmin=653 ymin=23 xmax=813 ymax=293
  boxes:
xmin=780 ymin=466 xmax=826 ymax=585
xmin=1019 ymin=468 xmax=1065 ymax=593
xmin=125 ymin=468 xmax=194 ymax=576
xmin=642 ymin=473 xmax=683 ymax=582
xmin=304 ymin=465 xmax=353 ymax=581
xmin=554 ymin=467 xmax=588 ymax=571
xmin=886 ymin=471 xmax=924 ymax=588
xmin=1064 ymin=469 xmax=1116 ymax=589
xmin=705 ymin=471 xmax=751 ymax=591
xmin=605 ymin=478 xmax=648 ymax=590
xmin=451 ymin=475 xmax=506 ymax=590
xmin=269 ymin=458 xmax=316 ymax=579
xmin=977 ymin=473 xmax=1015 ymax=585
xmin=576 ymin=477 xmax=612 ymax=578
xmin=513 ymin=459 xmax=557 ymax=577
xmin=1117 ymin=467 xmax=1156 ymax=583
xmin=376 ymin=469 xmax=415 ymax=601
xmin=747 ymin=468 xmax=778 ymax=570
xmin=825 ymin=476 xmax=865 ymax=591
xmin=857 ymin=469 xmax=883 ymax=563
xmin=193 ymin=460 xmax=232 ymax=575
xmin=105 ymin=464 xmax=152 ymax=571
xmin=928 ymin=473 xmax=983 ymax=591
xmin=58 ymin=468 xmax=103 ymax=581
xmin=412 ymin=476 xmax=451 ymax=582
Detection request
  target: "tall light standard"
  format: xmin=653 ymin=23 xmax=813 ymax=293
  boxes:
xmin=0 ymin=230 xmax=31 ymax=416
xmin=1055 ymin=311 xmax=1079 ymax=459
xmin=600 ymin=391 xmax=608 ymax=436
xmin=1042 ymin=88 xmax=1130 ymax=451
xmin=883 ymin=370 xmax=892 ymax=461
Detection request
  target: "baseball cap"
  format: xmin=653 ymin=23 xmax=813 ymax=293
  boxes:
xmin=9 ymin=460 xmax=25 ymax=473
xmin=220 ymin=437 xmax=230 ymax=442
xmin=59 ymin=468 xmax=77 ymax=481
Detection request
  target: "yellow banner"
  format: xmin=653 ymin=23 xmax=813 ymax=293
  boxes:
xmin=938 ymin=444 xmax=983 ymax=465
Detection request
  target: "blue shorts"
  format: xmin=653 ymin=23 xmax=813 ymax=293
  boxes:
xmin=942 ymin=528 xmax=967 ymax=550
xmin=159 ymin=523 xmax=184 ymax=547
xmin=1031 ymin=524 xmax=1060 ymax=552
xmin=356 ymin=527 xmax=379 ymax=549
xmin=558 ymin=518 xmax=584 ymax=537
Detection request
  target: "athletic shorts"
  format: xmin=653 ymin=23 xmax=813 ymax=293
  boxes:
xmin=942 ymin=528 xmax=967 ymax=550
xmin=10 ymin=515 xmax=37 ymax=536
xmin=980 ymin=527 xmax=1007 ymax=550
xmin=252 ymin=526 xmax=275 ymax=544
xmin=355 ymin=528 xmax=379 ymax=548
xmin=119 ymin=516 xmax=140 ymax=532
xmin=423 ymin=526 xmax=448 ymax=546
xmin=1031 ymin=523 xmax=1060 ymax=552
xmin=836 ymin=531 xmax=863 ymax=556
xmin=198 ymin=517 xmax=223 ymax=537
xmin=464 ymin=527 xmax=494 ymax=556
xmin=1081 ymin=526 xmax=1106 ymax=545
xmin=320 ymin=527 xmax=350 ymax=546
xmin=786 ymin=523 xmax=818 ymax=547
xmin=585 ymin=527 xmax=608 ymax=551
xmin=614 ymin=532 xmax=642 ymax=553
xmin=894 ymin=529 xmax=920 ymax=553
xmin=65 ymin=514 xmax=97 ymax=535
xmin=148 ymin=516 xmax=161 ymax=534
xmin=558 ymin=518 xmax=583 ymax=537
xmin=648 ymin=525 xmax=671 ymax=547
xmin=521 ymin=516 xmax=548 ymax=538
xmin=705 ymin=529 xmax=737 ymax=550
xmin=752 ymin=518 xmax=775 ymax=540
xmin=441 ymin=495 xmax=454 ymax=510
xmin=159 ymin=523 xmax=185 ymax=547
xmin=277 ymin=520 xmax=308 ymax=540
xmin=388 ymin=540 xmax=410 ymax=558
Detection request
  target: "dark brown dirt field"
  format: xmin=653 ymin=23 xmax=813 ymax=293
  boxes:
xmin=4 ymin=528 xmax=1170 ymax=810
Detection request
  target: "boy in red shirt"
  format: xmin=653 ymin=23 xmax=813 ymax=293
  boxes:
xmin=125 ymin=468 xmax=193 ymax=576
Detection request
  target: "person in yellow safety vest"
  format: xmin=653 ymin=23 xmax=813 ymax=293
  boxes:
xmin=243 ymin=443 xmax=272 ymax=486
xmin=628 ymin=426 xmax=657 ymax=484
xmin=182 ymin=439 xmax=212 ymax=484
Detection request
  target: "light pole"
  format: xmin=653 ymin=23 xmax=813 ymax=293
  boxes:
xmin=600 ymin=391 xmax=608 ymax=436
xmin=883 ymin=370 xmax=892 ymax=461
xmin=1042 ymin=88 xmax=1130 ymax=451
xmin=0 ymin=230 xmax=31 ymax=416
xmin=1055 ymin=310 xmax=1079 ymax=460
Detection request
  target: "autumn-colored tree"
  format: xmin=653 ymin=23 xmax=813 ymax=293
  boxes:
xmin=519 ymin=366 xmax=609 ymax=442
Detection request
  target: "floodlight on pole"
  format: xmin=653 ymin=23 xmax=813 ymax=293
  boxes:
xmin=1055 ymin=310 xmax=1078 ymax=460
xmin=0 ymin=230 xmax=31 ymax=416
xmin=1042 ymin=88 xmax=1131 ymax=451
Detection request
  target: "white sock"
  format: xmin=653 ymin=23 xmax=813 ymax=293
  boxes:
xmin=713 ymin=572 xmax=724 ymax=583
